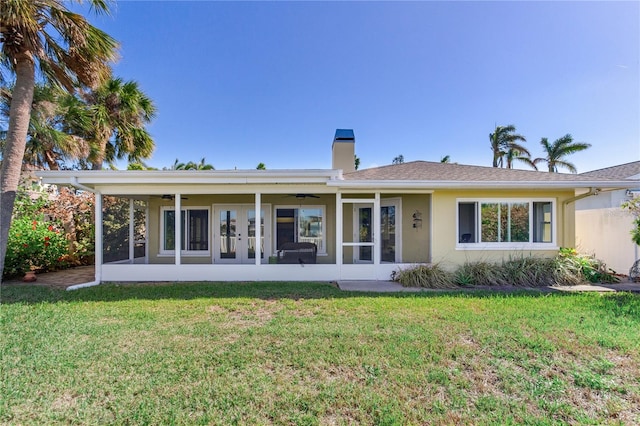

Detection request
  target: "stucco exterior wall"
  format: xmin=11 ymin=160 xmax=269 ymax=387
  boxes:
xmin=430 ymin=189 xmax=575 ymax=271
xmin=400 ymin=194 xmax=431 ymax=263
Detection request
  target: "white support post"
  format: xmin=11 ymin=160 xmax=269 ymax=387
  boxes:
xmin=255 ymin=192 xmax=261 ymax=266
xmin=129 ymin=199 xmax=135 ymax=264
xmin=94 ymin=193 xmax=103 ymax=282
xmin=175 ymin=193 xmax=181 ymax=265
xmin=373 ymin=192 xmax=381 ymax=265
xmin=336 ymin=192 xmax=343 ymax=267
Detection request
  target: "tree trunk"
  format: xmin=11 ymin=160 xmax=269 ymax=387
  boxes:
xmin=0 ymin=55 xmax=36 ymax=281
xmin=44 ymin=150 xmax=60 ymax=170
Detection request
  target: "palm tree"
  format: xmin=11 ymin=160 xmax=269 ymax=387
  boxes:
xmin=533 ymin=134 xmax=591 ymax=173
xmin=1 ymin=84 xmax=91 ymax=170
xmin=83 ymin=78 xmax=156 ymax=169
xmin=173 ymin=158 xmax=214 ymax=170
xmin=489 ymin=125 xmax=528 ymax=168
xmin=504 ymin=148 xmax=537 ymax=170
xmin=0 ymin=0 xmax=118 ymax=277
xmin=256 ymin=162 xmax=266 ymax=170
xmin=440 ymin=155 xmax=451 ymax=163
xmin=392 ymin=154 xmax=404 ymax=165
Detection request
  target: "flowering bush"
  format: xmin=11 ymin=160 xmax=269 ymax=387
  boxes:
xmin=3 ymin=217 xmax=68 ymax=279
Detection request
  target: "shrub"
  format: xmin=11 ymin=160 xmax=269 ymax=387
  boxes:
xmin=392 ymin=264 xmax=456 ymax=289
xmin=557 ymin=248 xmax=619 ymax=284
xmin=3 ymin=217 xmax=68 ymax=279
xmin=454 ymin=261 xmax=502 ymax=286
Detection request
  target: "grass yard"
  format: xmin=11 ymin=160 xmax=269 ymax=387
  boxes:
xmin=1 ymin=282 xmax=639 ymax=425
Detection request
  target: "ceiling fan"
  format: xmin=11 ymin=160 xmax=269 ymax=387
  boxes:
xmin=285 ymin=193 xmax=320 ymax=199
xmin=158 ymin=194 xmax=188 ymax=200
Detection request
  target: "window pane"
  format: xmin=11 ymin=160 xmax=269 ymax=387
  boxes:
xmin=358 ymin=207 xmax=372 ymax=261
xmin=276 ymin=209 xmax=295 ymax=249
xmin=247 ymin=209 xmax=264 ymax=259
xmin=164 ymin=210 xmax=175 ymax=251
xmin=533 ymin=202 xmax=553 ymax=243
xmin=219 ymin=209 xmax=236 ymax=258
xmin=481 ymin=203 xmax=499 ymax=242
xmin=298 ymin=208 xmax=324 ymax=252
xmin=509 ymin=203 xmax=530 ymax=242
xmin=381 ymin=206 xmax=396 ymax=262
xmin=458 ymin=202 xmax=476 ymax=243
xmin=188 ymin=210 xmax=208 ymax=251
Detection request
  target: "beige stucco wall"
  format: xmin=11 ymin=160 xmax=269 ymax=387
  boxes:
xmin=430 ymin=189 xmax=575 ymax=271
xmin=399 ymin=194 xmax=431 ymax=263
xmin=576 ymin=207 xmax=638 ymax=273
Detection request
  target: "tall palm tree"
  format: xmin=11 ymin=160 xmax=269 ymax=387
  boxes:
xmin=489 ymin=125 xmax=528 ymax=168
xmin=1 ymin=84 xmax=91 ymax=170
xmin=533 ymin=134 xmax=591 ymax=173
xmin=83 ymin=78 xmax=156 ymax=169
xmin=504 ymin=148 xmax=537 ymax=170
xmin=0 ymin=0 xmax=118 ymax=278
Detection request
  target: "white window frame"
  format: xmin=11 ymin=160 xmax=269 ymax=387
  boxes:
xmin=273 ymin=205 xmax=327 ymax=255
xmin=456 ymin=198 xmax=557 ymax=250
xmin=160 ymin=206 xmax=211 ymax=256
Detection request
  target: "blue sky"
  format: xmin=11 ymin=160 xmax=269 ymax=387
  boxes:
xmin=87 ymin=1 xmax=638 ymax=172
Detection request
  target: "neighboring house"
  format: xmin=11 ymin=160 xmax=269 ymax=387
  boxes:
xmin=37 ymin=130 xmax=638 ymax=286
xmin=576 ymin=161 xmax=640 ymax=274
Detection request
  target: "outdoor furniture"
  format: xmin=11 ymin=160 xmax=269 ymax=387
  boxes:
xmin=277 ymin=242 xmax=317 ymax=264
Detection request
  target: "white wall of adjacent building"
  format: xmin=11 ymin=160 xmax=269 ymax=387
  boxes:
xmin=575 ymin=189 xmax=639 ymax=274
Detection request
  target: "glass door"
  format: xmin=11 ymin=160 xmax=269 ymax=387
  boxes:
xmin=354 ymin=205 xmax=373 ymax=263
xmin=353 ymin=200 xmax=400 ymax=263
xmin=214 ymin=205 xmax=269 ymax=264
xmin=218 ymin=208 xmax=238 ymax=261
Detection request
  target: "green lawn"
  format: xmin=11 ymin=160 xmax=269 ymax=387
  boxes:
xmin=1 ymin=282 xmax=639 ymax=425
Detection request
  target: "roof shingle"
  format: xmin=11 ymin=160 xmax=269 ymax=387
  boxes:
xmin=344 ymin=161 xmax=626 ymax=182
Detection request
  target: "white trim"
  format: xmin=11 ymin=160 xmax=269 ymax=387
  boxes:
xmin=255 ymin=193 xmax=262 ymax=266
xmin=455 ymin=197 xmax=557 ymax=249
xmin=336 ymin=193 xmax=343 ymax=267
xmin=175 ymin=194 xmax=181 ymax=265
xmin=128 ymin=199 xmax=135 ymax=263
xmin=160 ymin=205 xmax=212 ymax=257
xmin=94 ymin=193 xmax=103 ymax=283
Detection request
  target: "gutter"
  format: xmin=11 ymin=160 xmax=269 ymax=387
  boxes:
xmin=66 ymin=177 xmax=102 ymax=290
xmin=70 ymin=176 xmax=97 ymax=193
xmin=562 ymin=187 xmax=600 ymax=208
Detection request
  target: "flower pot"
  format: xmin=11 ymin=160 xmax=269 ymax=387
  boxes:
xmin=22 ymin=271 xmax=37 ymax=282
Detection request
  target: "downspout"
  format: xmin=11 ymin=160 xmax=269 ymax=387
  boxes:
xmin=67 ymin=177 xmax=101 ymax=291
xmin=562 ymin=187 xmax=599 ymax=248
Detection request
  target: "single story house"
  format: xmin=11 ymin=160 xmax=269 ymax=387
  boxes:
xmin=37 ymin=130 xmax=638 ymax=287
xmin=575 ymin=161 xmax=640 ymax=273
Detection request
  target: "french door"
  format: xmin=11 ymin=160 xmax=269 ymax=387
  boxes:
xmin=214 ymin=204 xmax=270 ymax=264
xmin=353 ymin=199 xmax=400 ymax=263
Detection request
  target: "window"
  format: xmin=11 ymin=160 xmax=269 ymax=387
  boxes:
xmin=161 ymin=207 xmax=209 ymax=254
xmin=275 ymin=207 xmax=325 ymax=253
xmin=457 ymin=199 xmax=554 ymax=247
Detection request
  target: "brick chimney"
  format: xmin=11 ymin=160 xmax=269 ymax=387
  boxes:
xmin=331 ymin=129 xmax=355 ymax=173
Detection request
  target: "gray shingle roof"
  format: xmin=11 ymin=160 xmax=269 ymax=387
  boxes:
xmin=343 ymin=161 xmax=630 ymax=182
xmin=579 ymin=161 xmax=640 ymax=180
